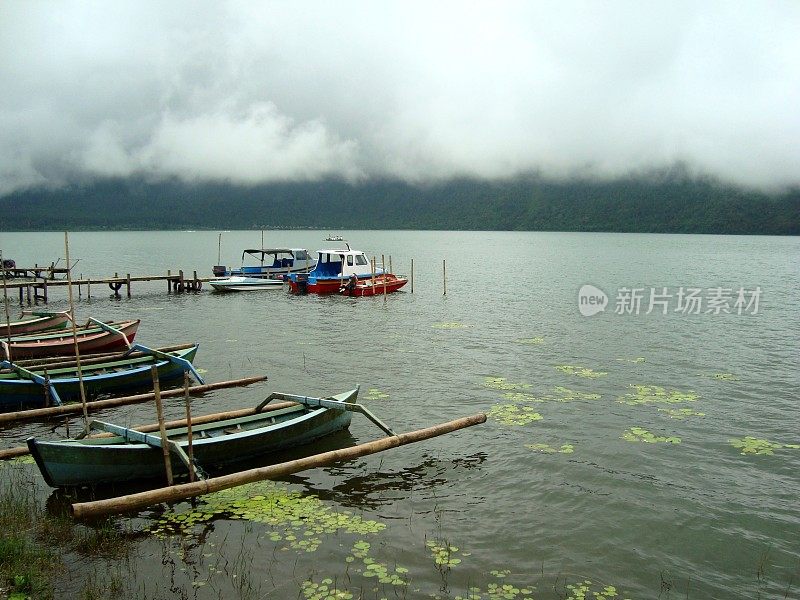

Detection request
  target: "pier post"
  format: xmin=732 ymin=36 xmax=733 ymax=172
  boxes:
xmin=167 ymin=270 xmax=171 ymax=294
xmin=410 ymin=259 xmax=414 ymax=293
xmin=78 ymin=275 xmax=81 ymax=299
xmin=126 ymin=274 xmax=131 ymax=298
xmin=179 ymin=270 xmax=185 ymax=293
xmin=87 ymin=279 xmax=91 ymax=299
xmin=26 ymin=283 xmax=31 ymax=305
xmin=443 ymin=259 xmax=447 ymax=296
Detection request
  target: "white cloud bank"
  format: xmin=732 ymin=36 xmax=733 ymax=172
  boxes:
xmin=1 ymin=0 xmax=798 ymax=196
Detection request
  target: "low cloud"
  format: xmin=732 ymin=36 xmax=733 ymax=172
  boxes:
xmin=1 ymin=0 xmax=798 ymax=196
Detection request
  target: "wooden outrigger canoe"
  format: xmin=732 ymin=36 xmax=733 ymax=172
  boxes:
xmin=28 ymin=388 xmax=363 ymax=487
xmin=340 ymin=274 xmax=408 ymax=297
xmin=0 ymin=344 xmax=201 ymax=411
xmin=1 ymin=311 xmax=70 ymax=336
xmin=1 ymin=319 xmax=140 ymax=359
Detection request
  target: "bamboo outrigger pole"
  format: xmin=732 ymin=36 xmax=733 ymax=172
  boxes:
xmin=0 ymin=374 xmax=268 ymax=426
xmin=71 ymin=413 xmax=487 ymax=520
xmin=64 ymin=232 xmax=90 ymax=434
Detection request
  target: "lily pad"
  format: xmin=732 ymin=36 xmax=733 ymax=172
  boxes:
xmin=525 ymin=443 xmax=575 ymax=454
xmin=729 ymin=436 xmax=798 ymax=455
xmin=618 ymin=385 xmax=698 ymax=406
xmin=621 ymin=427 xmax=681 ymax=444
xmin=487 ymin=404 xmax=543 ymax=426
xmin=484 ymin=377 xmax=532 ymax=391
xmin=555 ymin=365 xmax=608 ymax=378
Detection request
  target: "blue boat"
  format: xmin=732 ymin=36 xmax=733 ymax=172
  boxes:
xmin=28 ymin=388 xmax=360 ymax=487
xmin=0 ymin=344 xmax=201 ymax=412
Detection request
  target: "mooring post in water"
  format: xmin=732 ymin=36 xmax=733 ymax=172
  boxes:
xmin=65 ymin=232 xmax=89 ymax=434
xmin=167 ymin=269 xmax=171 ymax=294
xmin=70 ymin=413 xmax=487 ymax=519
xmin=151 ymin=365 xmax=174 ymax=486
xmin=382 ymin=254 xmax=387 ymax=298
xmin=126 ymin=274 xmax=131 ymax=298
xmin=184 ymin=372 xmax=195 ymax=483
xmin=443 ymin=259 xmax=447 ymax=296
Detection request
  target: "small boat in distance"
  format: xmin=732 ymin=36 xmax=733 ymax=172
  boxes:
xmin=288 ymin=244 xmax=406 ymax=295
xmin=325 ymin=234 xmax=344 ymax=242
xmin=212 ymin=248 xmax=316 ymax=279
xmin=28 ymin=387 xmax=359 ymax=486
xmin=209 ymin=276 xmax=285 ymax=292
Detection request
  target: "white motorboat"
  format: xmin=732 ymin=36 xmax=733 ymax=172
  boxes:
xmin=209 ymin=276 xmax=286 ymax=292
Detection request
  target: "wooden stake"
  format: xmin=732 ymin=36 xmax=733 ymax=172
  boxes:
xmin=382 ymin=254 xmax=386 ymax=298
xmin=371 ymin=257 xmax=376 ymax=288
xmin=218 ymin=233 xmax=222 ymax=265
xmin=443 ymin=259 xmax=447 ymax=296
xmin=184 ymin=372 xmax=195 ymax=483
xmin=65 ymin=232 xmax=89 ymax=434
xmin=410 ymin=258 xmax=414 ymax=293
xmin=1 ymin=250 xmax=11 ymax=344
xmin=71 ymin=413 xmax=487 ymax=519
xmin=151 ymin=365 xmax=174 ymax=486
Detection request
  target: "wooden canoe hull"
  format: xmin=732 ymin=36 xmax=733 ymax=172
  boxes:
xmin=340 ymin=275 xmax=408 ymax=297
xmin=2 ymin=313 xmax=70 ymax=336
xmin=5 ymin=320 xmax=140 ymax=359
xmin=0 ymin=345 xmax=198 ymax=412
xmin=28 ymin=389 xmax=357 ymax=487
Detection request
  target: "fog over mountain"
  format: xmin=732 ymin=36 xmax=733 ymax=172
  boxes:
xmin=1 ymin=1 xmax=799 ymax=197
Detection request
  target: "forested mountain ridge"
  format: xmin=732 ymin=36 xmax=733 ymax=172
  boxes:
xmin=2 ymin=174 xmax=798 ymax=234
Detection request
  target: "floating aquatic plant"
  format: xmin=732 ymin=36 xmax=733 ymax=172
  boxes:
xmin=501 ymin=392 xmax=545 ymax=403
xmin=426 ymin=540 xmax=461 ymax=567
xmin=729 ymin=437 xmax=800 ymax=456
xmin=150 ymin=481 xmax=384 ymax=552
xmin=432 ymin=322 xmax=471 ymax=329
xmin=515 ymin=337 xmax=544 ymax=345
xmin=301 ymin=579 xmax=353 ymax=600
xmin=364 ymin=388 xmax=389 ymax=400
xmin=555 ymin=365 xmax=608 ymax=378
xmin=658 ymin=408 xmax=705 ymax=419
xmin=484 ymin=377 xmax=532 ymax=391
xmin=553 ymin=386 xmax=602 ymax=401
xmin=487 ymin=404 xmax=543 ymax=426
xmin=525 ymin=443 xmax=575 ymax=454
xmin=621 ymin=427 xmax=681 ymax=444
xmin=455 ymin=582 xmax=535 ymax=600
xmin=343 ymin=540 xmax=409 ymax=586
xmin=617 ymin=385 xmax=698 ymax=406
xmin=565 ymin=581 xmax=625 ymax=599
xmin=616 ymin=357 xmax=646 ymax=364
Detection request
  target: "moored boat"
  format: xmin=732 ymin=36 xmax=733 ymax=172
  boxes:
xmin=1 ymin=319 xmax=140 ymax=360
xmin=0 ymin=343 xmax=200 ymax=411
xmin=209 ymin=276 xmax=285 ymax=292
xmin=287 ymin=245 xmax=405 ymax=295
xmin=28 ymin=387 xmax=359 ymax=486
xmin=340 ymin=273 xmax=408 ymax=296
xmin=212 ymin=248 xmax=316 ymax=279
xmin=1 ymin=311 xmax=70 ymax=336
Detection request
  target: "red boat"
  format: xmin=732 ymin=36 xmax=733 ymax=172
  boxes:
xmin=288 ymin=245 xmax=407 ymax=296
xmin=1 ymin=319 xmax=140 ymax=360
xmin=1 ymin=311 xmax=70 ymax=336
xmin=340 ymin=274 xmax=408 ymax=297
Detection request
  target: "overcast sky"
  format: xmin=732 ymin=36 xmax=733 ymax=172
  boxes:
xmin=1 ymin=0 xmax=798 ymax=196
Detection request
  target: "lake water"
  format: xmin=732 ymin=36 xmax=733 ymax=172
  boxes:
xmin=1 ymin=230 xmax=798 ymax=599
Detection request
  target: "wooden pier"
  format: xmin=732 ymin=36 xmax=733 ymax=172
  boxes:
xmin=1 ymin=270 xmax=216 ymax=305
xmin=1 ymin=263 xmax=70 ymax=280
